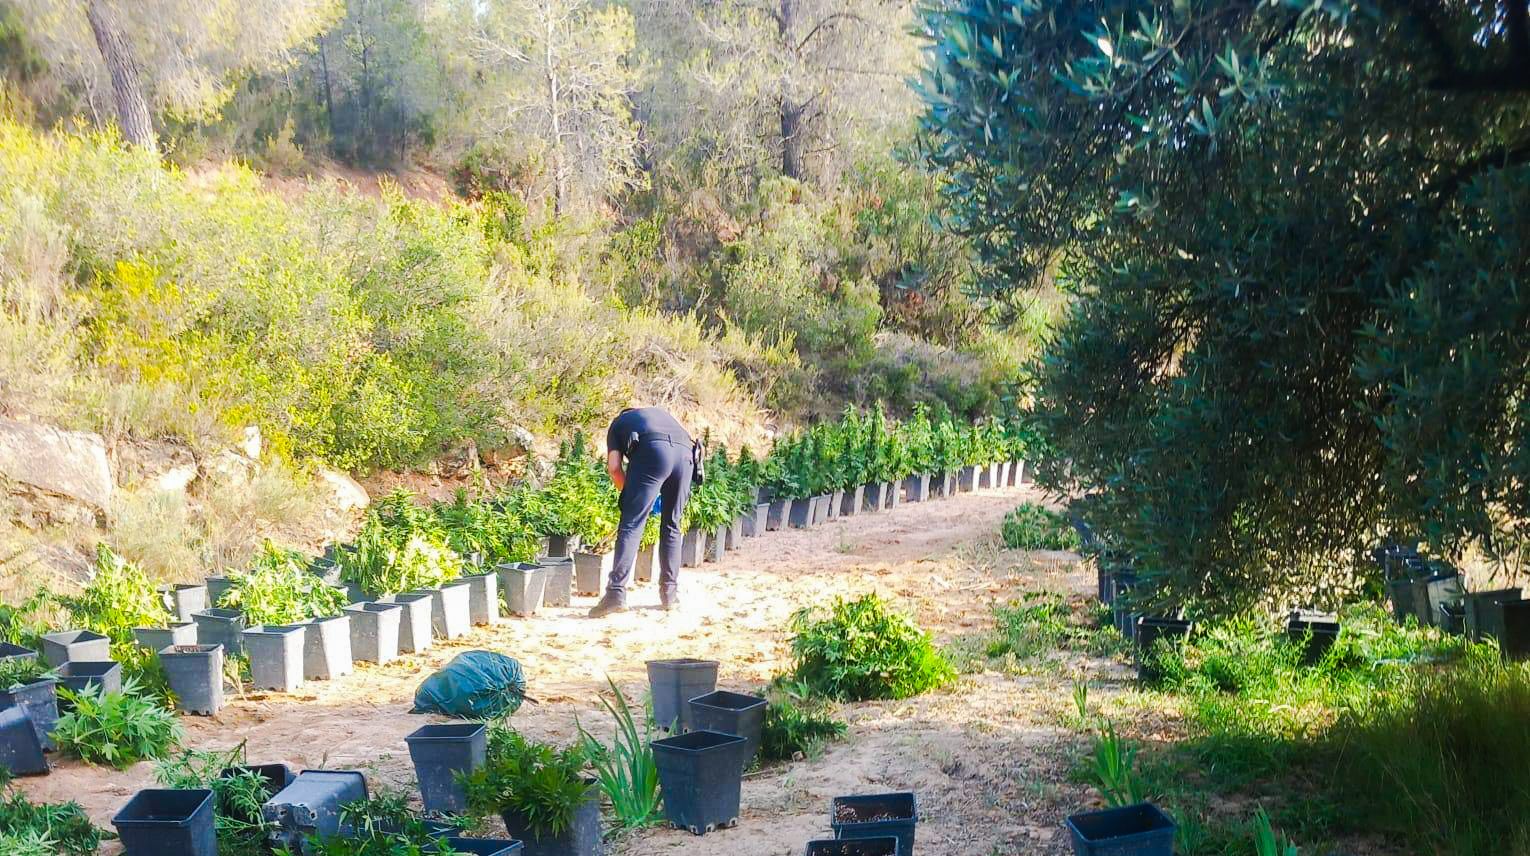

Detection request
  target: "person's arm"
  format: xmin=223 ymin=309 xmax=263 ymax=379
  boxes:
xmin=607 ymin=449 xmax=626 ymax=491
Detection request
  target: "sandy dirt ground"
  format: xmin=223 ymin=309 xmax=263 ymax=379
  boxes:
xmin=20 ymin=484 xmax=1119 ymax=855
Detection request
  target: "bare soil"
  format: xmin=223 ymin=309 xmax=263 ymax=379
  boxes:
xmin=20 ymin=485 xmax=1113 ymax=855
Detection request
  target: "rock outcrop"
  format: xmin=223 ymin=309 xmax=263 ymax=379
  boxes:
xmin=0 ymin=419 xmax=113 ymax=524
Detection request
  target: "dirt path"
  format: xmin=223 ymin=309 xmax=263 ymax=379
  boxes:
xmin=21 ymin=485 xmax=1109 ymax=855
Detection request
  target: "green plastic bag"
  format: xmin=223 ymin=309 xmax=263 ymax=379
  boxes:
xmin=412 ymin=650 xmax=529 ymax=719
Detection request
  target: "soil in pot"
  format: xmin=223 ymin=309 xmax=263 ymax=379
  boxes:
xmin=192 ymin=608 xmax=247 ymax=656
xmin=0 ymin=704 xmax=47 ymax=775
xmin=0 ymin=678 xmax=57 ymax=751
xmin=303 ymin=614 xmax=354 ymax=680
xmin=652 ymin=730 xmax=748 ymax=834
xmin=500 ymin=785 xmax=601 ymax=856
xmin=242 ymin=625 xmax=306 ymax=693
xmin=40 ymin=630 xmax=110 ymax=668
xmin=540 ymin=558 xmax=575 ymax=608
xmin=499 ymin=562 xmax=548 ymax=617
xmin=133 ymin=623 xmax=197 ymax=652
xmin=405 ymin=722 xmax=487 ymax=814
xmin=59 ymin=660 xmax=122 ymax=697
xmin=263 ymin=769 xmax=369 ymax=851
xmin=345 ymin=602 xmax=402 ymax=664
xmin=386 ymin=592 xmax=435 ymax=653
xmin=464 ymin=571 xmax=502 ymax=626
xmin=687 ymin=690 xmax=767 ymax=771
xmin=572 ymin=552 xmax=613 ymax=596
xmin=160 ymin=645 xmax=224 ymax=715
xmin=1064 ymin=801 xmax=1176 ymax=856
xmin=113 ymin=788 xmax=216 ymax=856
xmin=647 ymin=658 xmax=719 ymax=732
xmin=831 ymin=792 xmax=918 ymax=855
xmin=805 ymin=837 xmax=899 ymax=856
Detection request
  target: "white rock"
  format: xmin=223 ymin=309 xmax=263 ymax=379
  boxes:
xmin=0 ymin=418 xmax=113 ymax=510
xmin=317 ymin=467 xmax=370 ymax=512
xmin=240 ymin=425 xmax=262 ymax=460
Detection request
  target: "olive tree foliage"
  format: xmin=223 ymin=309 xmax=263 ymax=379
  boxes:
xmin=633 ymin=0 xmax=922 ymax=188
xmin=8 ymin=0 xmax=339 ymax=151
xmin=435 ymin=0 xmax=642 ymax=215
xmin=917 ymin=0 xmax=1530 ymax=612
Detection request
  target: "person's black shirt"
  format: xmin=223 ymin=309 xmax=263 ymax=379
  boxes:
xmin=605 ymin=407 xmax=690 ymax=456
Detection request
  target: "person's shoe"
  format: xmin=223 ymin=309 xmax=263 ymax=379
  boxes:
xmin=659 ymin=591 xmax=680 ymax=612
xmin=588 ymin=594 xmax=627 ymax=618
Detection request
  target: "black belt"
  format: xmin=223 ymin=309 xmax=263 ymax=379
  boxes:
xmin=640 ymin=432 xmax=690 ymax=446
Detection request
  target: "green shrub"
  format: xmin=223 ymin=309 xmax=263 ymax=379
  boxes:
xmin=1000 ymin=503 xmax=1079 ymax=551
xmin=0 ymin=780 xmax=102 ymax=856
xmin=52 ymin=679 xmax=182 ymax=768
xmin=336 ymin=507 xmax=464 ymax=597
xmin=60 ymin=545 xmax=170 ymax=642
xmin=462 ymin=726 xmax=590 ymax=838
xmin=576 ymin=679 xmax=660 ymax=829
xmin=218 ymin=541 xmax=347 ymax=625
xmin=0 ymin=656 xmax=50 ymax=689
xmin=154 ymin=743 xmax=279 ymax=856
xmin=758 ymin=681 xmax=846 ymax=763
xmin=788 ymin=593 xmax=955 ymax=701
xmin=984 ymin=593 xmax=1121 ymax=662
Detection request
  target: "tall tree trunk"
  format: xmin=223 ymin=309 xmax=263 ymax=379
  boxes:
xmin=544 ymin=10 xmax=566 ymax=216
xmin=85 ymin=0 xmax=156 ymax=153
xmin=317 ymin=34 xmax=337 ymax=135
xmin=781 ymin=99 xmax=805 ymax=180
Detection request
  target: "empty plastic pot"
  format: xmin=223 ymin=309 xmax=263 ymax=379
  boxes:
xmin=647 ymin=658 xmax=718 ymax=732
xmin=113 ymin=788 xmax=216 ymax=856
xmin=652 ymin=730 xmax=748 ymax=834
xmin=405 ymin=722 xmax=487 ymax=814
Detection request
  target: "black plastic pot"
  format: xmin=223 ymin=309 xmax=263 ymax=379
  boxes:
xmin=725 ymin=516 xmax=745 ymax=549
xmin=688 ymin=690 xmax=767 ymax=771
xmin=767 ymin=499 xmax=790 ymax=531
xmin=1465 ymin=588 xmax=1523 ymax=643
xmin=133 ymin=623 xmax=197 ymax=652
xmin=161 ymin=584 xmax=208 ymax=624
xmin=221 ymin=763 xmax=295 ymax=794
xmin=406 ymin=722 xmax=487 ymax=814
xmin=708 ymin=526 xmax=727 ymax=561
xmin=812 ymin=494 xmax=833 ymax=525
xmin=500 ymin=785 xmax=600 ymax=856
xmin=1439 ymin=602 xmax=1466 ymax=636
xmin=864 ymin=482 xmax=892 ymax=512
xmin=826 ymin=490 xmax=844 ymax=521
xmin=0 ymin=642 xmax=35 ymax=665
xmin=540 ymin=558 xmax=575 ymax=608
xmin=160 ymin=645 xmax=224 ymax=715
xmin=647 ymin=657 xmax=719 ymax=731
xmin=840 ymin=485 xmax=865 ymax=517
xmin=789 ymin=498 xmax=815 ymax=529
xmin=652 ymin=730 xmax=748 ymax=834
xmin=60 ymin=660 xmax=122 ymax=696
xmin=1286 ymin=611 xmax=1341 ymax=663
xmin=193 ymin=608 xmax=247 ymax=655
xmin=205 ymin=575 xmax=235 ymax=607
xmin=431 ymin=581 xmax=473 ymax=640
xmin=805 ymin=836 xmax=899 ymax=856
xmin=1133 ymin=617 xmax=1192 ymax=680
xmin=0 ymin=677 xmax=56 ymax=751
xmin=114 ymin=788 xmax=216 ymax=856
xmin=681 ymin=530 xmax=708 ymax=566
xmin=903 ymin=474 xmax=931 ymax=503
xmin=303 ymin=614 xmax=354 ymax=680
xmin=744 ymin=503 xmax=770 ymax=537
xmin=1426 ymin=572 xmax=1465 ymax=628
xmin=574 ymin=552 xmax=612 ymax=595
xmin=1008 ymin=460 xmax=1023 ymax=486
xmin=831 ymin=792 xmax=917 ymax=855
xmin=0 ymin=704 xmax=47 ymax=775
xmin=885 ymin=480 xmax=903 ymax=509
xmin=40 ymin=629 xmax=110 ymax=668
xmin=442 ymin=836 xmax=525 ymax=855
xmin=263 ymin=769 xmax=369 ymax=851
xmin=1109 ymin=572 xmax=1141 ymax=641
xmin=997 ymin=461 xmax=1013 ymax=487
xmin=499 ymin=563 xmax=548 ymax=617
xmin=1064 ymin=801 xmax=1176 ymax=856
xmin=243 ymin=625 xmax=306 ymax=693
xmin=388 ymin=592 xmax=436 ymax=653
xmin=345 ymin=601 xmax=402 ymax=664
xmin=464 ymin=571 xmax=502 ymax=626
xmin=544 ymin=534 xmax=575 ymax=559
xmin=1499 ymin=599 xmax=1530 ymax=660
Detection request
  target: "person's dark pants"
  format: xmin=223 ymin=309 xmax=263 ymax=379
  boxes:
xmin=605 ymin=438 xmax=693 ymax=602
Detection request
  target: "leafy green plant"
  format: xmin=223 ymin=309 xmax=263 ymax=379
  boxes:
xmin=154 ymin=742 xmax=278 ymax=856
xmin=0 ymin=657 xmax=51 ymax=689
xmin=289 ymin=788 xmax=470 ymax=854
xmin=461 ymin=725 xmax=590 ymax=838
xmin=431 ymin=489 xmax=540 ymax=566
xmin=0 ymin=771 xmax=103 ymax=856
xmin=1088 ymin=720 xmax=1144 ymax=808
xmin=576 ymin=678 xmax=661 ymax=828
xmin=219 ymin=541 xmax=348 ymax=625
xmin=337 ymin=517 xmax=465 ymax=597
xmin=788 ymin=593 xmax=956 ymax=701
xmin=1252 ymin=807 xmax=1298 ymax=856
xmin=52 ymin=679 xmax=183 ymax=768
xmin=1000 ymin=503 xmax=1081 ymax=551
xmin=60 ymin=545 xmax=170 ymax=642
xmin=758 ymin=680 xmax=847 ymax=763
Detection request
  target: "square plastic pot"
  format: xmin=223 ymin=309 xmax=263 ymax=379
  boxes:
xmin=0 ymin=704 xmax=47 ymax=775
xmin=707 ymin=526 xmax=727 ymax=562
xmin=543 ymin=534 xmax=575 ymax=560
xmin=688 ymin=690 xmax=766 ymax=771
xmin=1133 ymin=617 xmax=1193 ymax=680
xmin=636 ymin=545 xmax=658 ymax=583
xmin=160 ymin=645 xmax=224 ymax=715
xmin=540 ymin=559 xmax=575 ymax=608
xmin=997 ymin=461 xmax=1013 ymax=488
xmin=903 ymin=474 xmax=931 ymax=503
xmin=60 ymin=660 xmax=122 ymax=696
xmin=1439 ymin=602 xmax=1466 ymax=636
xmin=114 ymin=788 xmax=216 ymax=856
xmin=840 ymin=485 xmax=865 ymax=518
xmin=0 ymin=643 xmax=35 ymax=666
xmin=813 ymin=494 xmax=834 ymax=525
xmin=1426 ymin=573 xmax=1466 ymax=628
xmin=647 ymin=658 xmax=719 ymax=732
xmin=832 ymin=792 xmax=917 ymax=854
xmin=653 ymin=730 xmax=747 ymax=835
xmin=221 ymin=762 xmax=295 ymax=794
xmin=383 ymin=592 xmax=434 ymax=654
xmin=1010 ymin=460 xmax=1025 ymax=486
xmin=0 ymin=677 xmax=56 ymax=752
xmin=1465 ymin=588 xmax=1523 ymax=643
xmin=463 ymin=571 xmax=502 ymax=626
xmin=725 ymin=516 xmax=744 ymax=550
xmin=958 ymin=465 xmax=980 ymax=492
xmin=243 ymin=625 xmax=306 ymax=693
xmin=133 ymin=623 xmax=198 ymax=652
xmin=406 ymin=722 xmax=487 ymax=814
xmin=205 ymin=575 xmax=235 ymax=608
xmin=442 ymin=836 xmax=524 ymax=855
xmin=193 ymin=608 xmax=247 ymax=656
xmin=500 ymin=785 xmax=600 ymax=856
xmin=1064 ymin=801 xmax=1176 ymax=856
xmin=263 ymin=769 xmax=369 ymax=851
xmin=766 ymin=499 xmax=790 ymax=531
xmin=499 ymin=563 xmax=548 ymax=617
xmin=826 ymin=489 xmax=844 ymax=521
xmin=344 ymin=602 xmax=402 ymax=664
xmin=303 ymin=614 xmax=354 ymax=681
xmin=681 ymin=530 xmax=708 ymax=566
xmin=1286 ymin=611 xmax=1341 ymax=663
xmin=430 ymin=582 xmax=473 ymax=640
xmin=743 ymin=504 xmax=770 ymax=537
xmin=788 ymin=498 xmax=815 ymax=529
xmin=863 ymin=483 xmax=890 ymax=512
xmin=1500 ymin=599 xmax=1530 ymax=660
xmin=885 ymin=481 xmax=903 ymax=509
xmin=573 ymin=552 xmax=612 ymax=596
xmin=40 ymin=630 xmax=110 ymax=668
xmin=806 ymin=837 xmax=899 ymax=856
xmin=161 ymin=584 xmax=208 ymax=624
